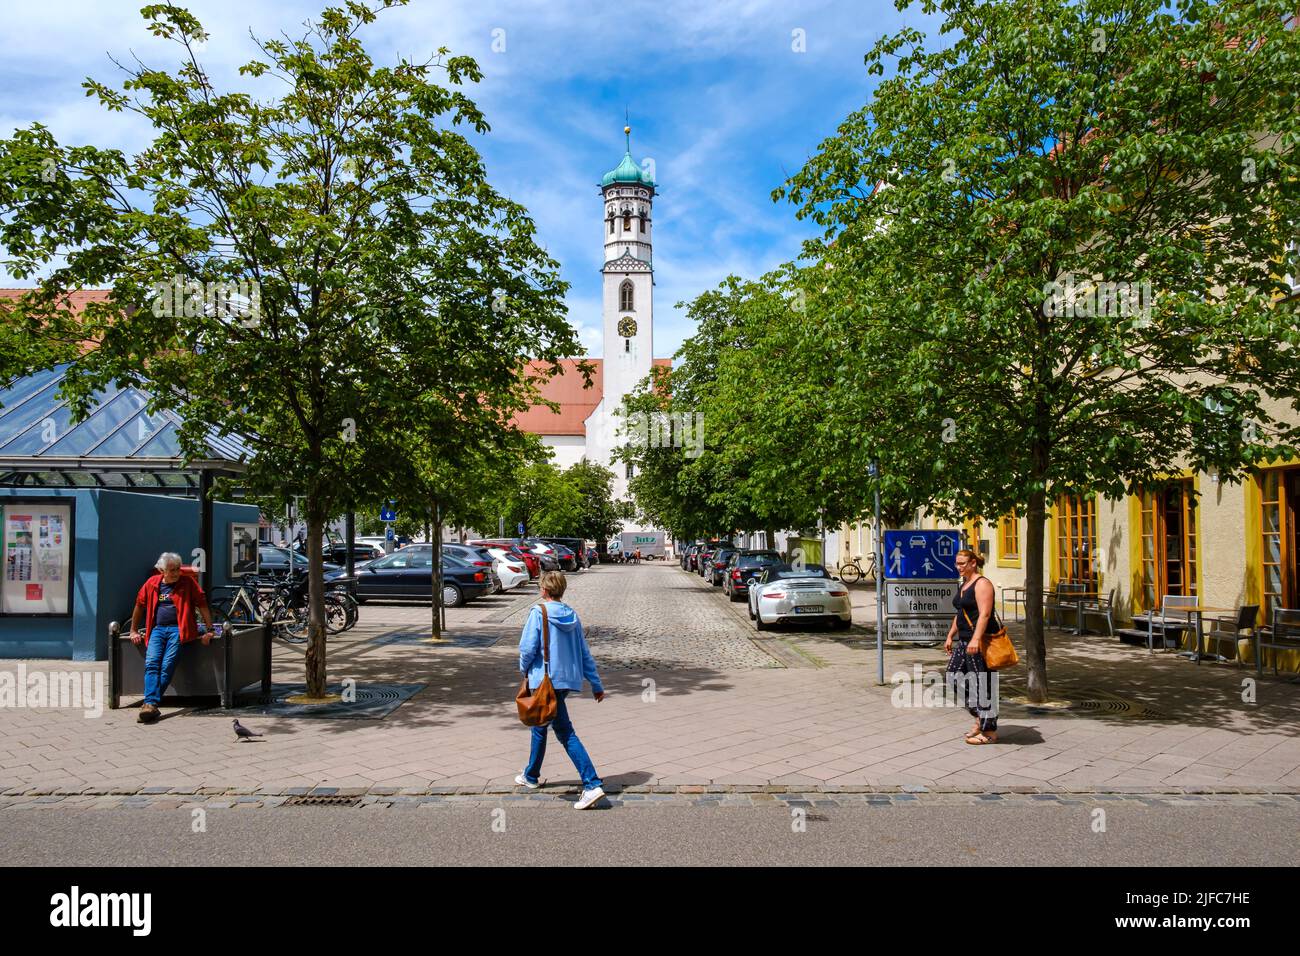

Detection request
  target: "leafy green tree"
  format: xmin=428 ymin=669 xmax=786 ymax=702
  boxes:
xmin=0 ymin=1 xmax=578 ymax=696
xmin=562 ymin=459 xmax=627 ymax=547
xmin=778 ymin=0 xmax=1300 ymax=700
xmin=489 ymin=462 xmax=583 ymax=538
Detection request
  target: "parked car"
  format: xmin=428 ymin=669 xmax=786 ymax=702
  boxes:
xmin=320 ymin=542 xmax=383 ymax=565
xmin=683 ymin=544 xmax=702 ymax=571
xmin=404 ymin=543 xmax=502 ymax=593
xmin=257 ymin=545 xmax=340 ymax=576
xmin=324 ymin=550 xmax=490 ymax=606
xmin=706 ymin=549 xmax=738 ymax=586
xmin=484 ymin=546 xmax=529 ymax=590
xmin=722 ymin=550 xmax=783 ymax=602
xmin=585 ymin=547 xmax=599 ymax=566
xmin=525 ymin=539 xmax=561 ymax=572
xmin=540 ymin=537 xmax=589 ymax=570
xmin=469 ymin=540 xmax=541 ymax=579
xmin=748 ymin=563 xmax=851 ymax=630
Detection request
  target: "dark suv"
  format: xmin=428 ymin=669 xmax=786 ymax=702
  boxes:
xmin=723 ymin=550 xmax=783 ymax=601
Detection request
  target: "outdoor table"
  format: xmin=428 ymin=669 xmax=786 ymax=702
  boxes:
xmin=1176 ymin=605 xmax=1233 ymax=664
xmin=1043 ymin=589 xmax=1099 ymax=635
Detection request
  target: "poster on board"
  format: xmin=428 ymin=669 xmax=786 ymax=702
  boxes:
xmin=230 ymin=522 xmax=259 ymax=577
xmin=2 ymin=502 xmax=73 ymax=615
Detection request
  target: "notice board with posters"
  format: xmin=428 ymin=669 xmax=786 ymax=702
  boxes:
xmin=2 ymin=500 xmax=74 ymax=616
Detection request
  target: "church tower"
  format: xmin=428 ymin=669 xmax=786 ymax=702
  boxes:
xmin=600 ymin=125 xmax=655 ymax=430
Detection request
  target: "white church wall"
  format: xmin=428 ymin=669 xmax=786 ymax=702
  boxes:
xmin=542 ymin=434 xmax=588 ymax=471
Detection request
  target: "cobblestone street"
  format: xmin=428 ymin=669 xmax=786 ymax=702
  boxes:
xmin=2 ymin=561 xmax=1300 ymax=801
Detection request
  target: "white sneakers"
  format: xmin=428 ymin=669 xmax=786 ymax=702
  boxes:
xmin=516 ymin=774 xmax=604 ymax=809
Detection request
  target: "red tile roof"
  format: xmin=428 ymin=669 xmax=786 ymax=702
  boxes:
xmin=514 ymin=357 xmax=672 ymax=436
xmin=4 ymin=289 xmax=671 ymax=439
xmin=0 ymin=287 xmax=114 ymax=313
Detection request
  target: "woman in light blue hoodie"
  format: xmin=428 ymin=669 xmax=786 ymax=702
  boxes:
xmin=517 ymin=570 xmax=606 ymax=809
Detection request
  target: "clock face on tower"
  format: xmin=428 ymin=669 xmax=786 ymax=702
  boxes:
xmin=617 ymin=316 xmax=637 ymax=338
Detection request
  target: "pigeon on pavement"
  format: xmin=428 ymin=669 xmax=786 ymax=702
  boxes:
xmin=232 ymin=719 xmax=262 ymax=741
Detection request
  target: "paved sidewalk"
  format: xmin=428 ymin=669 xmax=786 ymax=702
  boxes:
xmin=2 ymin=563 xmax=1299 ymax=797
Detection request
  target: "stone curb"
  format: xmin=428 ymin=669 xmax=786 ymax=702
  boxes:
xmin=4 ymin=791 xmax=1299 ymax=811
xmin=2 ymin=783 xmax=1298 ymax=798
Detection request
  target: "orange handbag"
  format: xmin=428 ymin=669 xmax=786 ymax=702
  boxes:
xmin=962 ymin=608 xmax=1020 ymax=671
xmin=516 ymin=603 xmax=559 ymax=726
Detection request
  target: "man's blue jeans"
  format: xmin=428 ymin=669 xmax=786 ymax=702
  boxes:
xmin=523 ymin=690 xmax=602 ymax=789
xmin=143 ymin=625 xmax=182 ymax=706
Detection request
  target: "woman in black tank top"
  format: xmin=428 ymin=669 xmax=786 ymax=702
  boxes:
xmin=945 ymin=548 xmax=999 ymax=743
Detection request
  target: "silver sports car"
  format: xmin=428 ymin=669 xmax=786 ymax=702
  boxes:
xmin=748 ymin=563 xmax=852 ymax=630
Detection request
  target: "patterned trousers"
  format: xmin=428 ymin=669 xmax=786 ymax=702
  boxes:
xmin=947 ymin=639 xmax=998 ymax=732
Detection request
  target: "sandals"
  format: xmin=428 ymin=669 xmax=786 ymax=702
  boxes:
xmin=965 ymin=732 xmax=997 ymax=745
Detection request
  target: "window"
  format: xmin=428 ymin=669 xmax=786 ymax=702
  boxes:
xmin=623 ymin=214 xmax=631 ymax=232
xmin=1054 ymin=494 xmax=1097 ymax=587
xmin=608 ymin=218 xmax=614 ymax=234
xmin=625 ymin=462 xmax=634 ymax=479
xmin=999 ymin=512 xmax=1019 ymax=560
xmin=640 ymin=215 xmax=646 ymax=233
xmin=1260 ymin=467 xmax=1299 ymax=619
xmin=1137 ymin=481 xmax=1198 ymax=611
xmin=620 ymin=280 xmax=634 ymax=312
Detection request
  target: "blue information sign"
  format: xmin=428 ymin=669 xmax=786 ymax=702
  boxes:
xmin=882 ymin=530 xmax=962 ymax=580
xmin=385 ymin=526 xmax=395 ymax=541
xmin=380 ymin=506 xmax=397 ymax=522
xmin=517 ymin=522 xmax=525 ymax=536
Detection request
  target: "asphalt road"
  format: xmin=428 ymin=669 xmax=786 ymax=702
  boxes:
xmin=4 ymin=802 xmax=1297 ymax=866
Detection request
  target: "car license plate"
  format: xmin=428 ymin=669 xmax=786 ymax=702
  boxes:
xmin=794 ymin=605 xmax=823 ymax=614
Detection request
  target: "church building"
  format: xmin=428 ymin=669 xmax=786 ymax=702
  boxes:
xmin=513 ymin=127 xmax=671 ymax=509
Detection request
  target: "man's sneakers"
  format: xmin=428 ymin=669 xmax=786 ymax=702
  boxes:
xmin=137 ymin=704 xmax=160 ymax=724
xmin=573 ymin=786 xmax=605 ymax=810
xmin=514 ymin=773 xmax=543 ymax=790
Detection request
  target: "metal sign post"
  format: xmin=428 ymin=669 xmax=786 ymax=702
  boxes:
xmin=871 ymin=461 xmax=885 ymax=685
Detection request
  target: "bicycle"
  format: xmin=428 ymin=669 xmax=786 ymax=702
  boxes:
xmin=212 ymin=571 xmax=358 ymax=640
xmin=837 ymin=552 xmax=877 ymax=585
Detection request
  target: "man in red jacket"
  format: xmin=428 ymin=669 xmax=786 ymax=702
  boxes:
xmin=129 ymin=552 xmax=215 ymax=723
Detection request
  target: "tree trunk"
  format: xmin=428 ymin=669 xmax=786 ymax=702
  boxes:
xmin=304 ymin=500 xmax=328 ymax=698
xmin=764 ymin=527 xmax=777 ymax=552
xmin=1023 ymin=486 xmax=1050 ymax=704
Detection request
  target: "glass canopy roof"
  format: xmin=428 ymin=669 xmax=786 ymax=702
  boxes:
xmin=0 ymin=365 xmax=252 ymax=491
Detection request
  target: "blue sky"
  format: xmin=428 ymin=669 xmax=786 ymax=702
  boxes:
xmin=0 ymin=0 xmax=934 ymax=359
